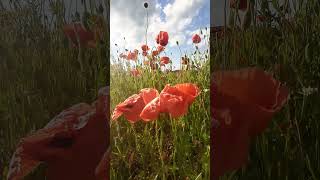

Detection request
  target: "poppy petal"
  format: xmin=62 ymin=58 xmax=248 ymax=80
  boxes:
xmin=140 ymin=97 xmax=161 ymax=121
xmin=211 ymin=67 xmax=289 ymax=177
xmin=140 ymin=88 xmax=159 ymax=104
xmin=159 ymin=85 xmax=190 ymax=118
xmin=7 ymin=146 xmax=40 ymax=180
xmin=112 ymin=94 xmax=145 ymax=123
xmin=174 ymin=83 xmax=200 ymax=104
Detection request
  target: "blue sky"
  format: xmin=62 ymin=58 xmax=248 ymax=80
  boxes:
xmin=110 ymin=0 xmax=210 ymax=70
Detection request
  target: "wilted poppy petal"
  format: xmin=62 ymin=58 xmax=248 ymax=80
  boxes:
xmin=140 ymin=88 xmax=159 ymax=104
xmin=140 ymin=97 xmax=161 ymax=121
xmin=211 ymin=67 xmax=289 ymax=177
xmin=112 ymin=94 xmax=145 ymax=123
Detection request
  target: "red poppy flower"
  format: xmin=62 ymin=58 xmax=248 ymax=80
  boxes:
xmin=141 ymin=44 xmax=149 ymax=52
xmin=7 ymin=87 xmax=110 ymax=180
xmin=160 ymin=56 xmax=170 ymax=65
xmin=140 ymin=88 xmax=159 ymax=104
xmin=127 ymin=51 xmax=138 ymax=61
xmin=63 ymin=23 xmax=96 ymax=48
xmin=211 ymin=67 xmax=289 ymax=178
xmin=140 ymin=97 xmax=161 ymax=121
xmin=112 ymin=94 xmax=145 ymax=123
xmin=156 ymin=31 xmax=169 ymax=46
xmin=230 ymin=0 xmax=247 ymax=11
xmin=157 ymin=45 xmax=165 ymax=52
xmin=141 ymin=83 xmax=200 ymax=119
xmin=152 ymin=50 xmax=159 ymax=57
xmin=192 ymin=34 xmax=201 ymax=44
xmin=112 ymin=88 xmax=159 ymax=123
xmin=113 ymin=84 xmax=199 ymax=122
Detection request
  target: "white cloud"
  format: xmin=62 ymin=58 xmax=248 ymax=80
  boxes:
xmin=110 ymin=0 xmax=207 ymax=53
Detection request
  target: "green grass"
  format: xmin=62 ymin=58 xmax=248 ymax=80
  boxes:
xmin=110 ymin=52 xmax=210 ymax=179
xmin=0 ymin=2 xmax=109 ymax=179
xmin=211 ymin=0 xmax=320 ymax=179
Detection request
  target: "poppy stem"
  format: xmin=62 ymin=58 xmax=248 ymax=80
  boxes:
xmin=145 ymin=5 xmax=149 ymax=47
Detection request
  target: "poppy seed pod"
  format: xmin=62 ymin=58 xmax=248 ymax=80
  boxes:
xmin=144 ymin=2 xmax=148 ymax=8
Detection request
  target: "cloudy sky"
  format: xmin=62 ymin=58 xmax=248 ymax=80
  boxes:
xmin=111 ymin=0 xmax=210 ymax=69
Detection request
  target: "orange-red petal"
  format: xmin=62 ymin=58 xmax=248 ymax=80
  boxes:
xmin=140 ymin=97 xmax=161 ymax=121
xmin=211 ymin=67 xmax=289 ymax=178
xmin=159 ymin=84 xmax=198 ymax=118
xmin=174 ymin=83 xmax=200 ymax=105
xmin=140 ymin=88 xmax=159 ymax=104
xmin=112 ymin=94 xmax=145 ymax=123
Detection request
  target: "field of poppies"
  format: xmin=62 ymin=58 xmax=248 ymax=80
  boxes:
xmin=0 ymin=1 xmax=109 ymax=179
xmin=109 ymin=25 xmax=210 ymax=179
xmin=212 ymin=0 xmax=320 ymax=179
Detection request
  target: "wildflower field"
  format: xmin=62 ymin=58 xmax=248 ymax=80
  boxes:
xmin=110 ymin=30 xmax=210 ymax=179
